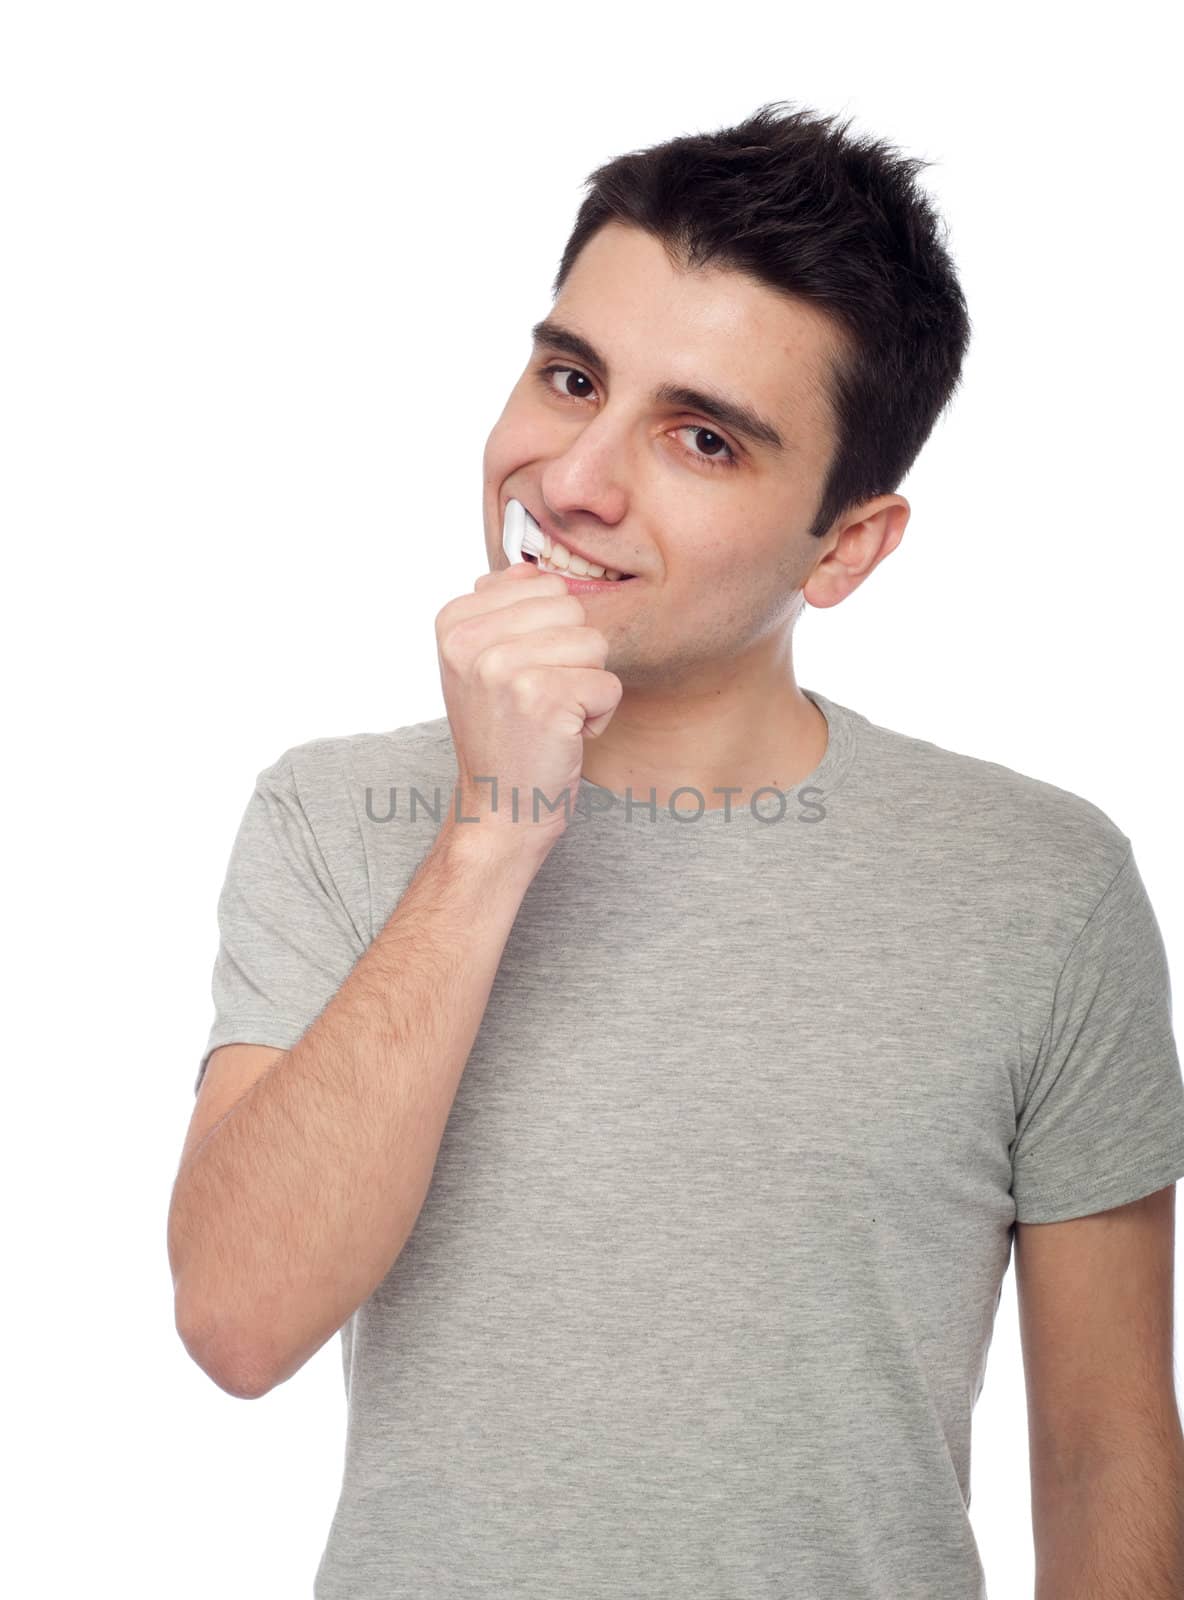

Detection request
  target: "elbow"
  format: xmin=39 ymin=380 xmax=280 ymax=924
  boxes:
xmin=175 ymin=1297 xmax=276 ymax=1400
xmin=208 ymin=1352 xmax=276 ymax=1402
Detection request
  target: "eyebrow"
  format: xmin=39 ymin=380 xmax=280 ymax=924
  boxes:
xmin=530 ymin=317 xmax=788 ymax=455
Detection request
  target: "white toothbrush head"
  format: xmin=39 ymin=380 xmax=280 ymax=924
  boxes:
xmin=502 ymin=498 xmax=546 ymax=565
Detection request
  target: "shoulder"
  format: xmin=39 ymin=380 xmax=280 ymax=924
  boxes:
xmin=848 ymin=702 xmax=1131 ymax=913
xmin=260 ymin=716 xmax=454 ymax=792
xmin=252 ymin=716 xmax=455 ymax=841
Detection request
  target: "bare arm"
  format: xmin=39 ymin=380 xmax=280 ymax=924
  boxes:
xmin=1031 ymin=1445 xmax=1184 ymax=1599
xmin=1016 ymin=1187 xmax=1184 ymax=1596
xmin=171 ymin=557 xmax=619 ymax=1398
xmin=168 ymin=817 xmax=549 ymax=1398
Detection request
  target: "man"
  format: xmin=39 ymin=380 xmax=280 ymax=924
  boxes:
xmin=168 ymin=101 xmax=1184 ymax=1598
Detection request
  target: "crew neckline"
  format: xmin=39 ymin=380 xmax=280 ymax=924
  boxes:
xmin=575 ymin=685 xmax=859 ymax=823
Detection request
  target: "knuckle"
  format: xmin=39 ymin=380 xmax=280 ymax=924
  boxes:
xmin=437 ymin=625 xmax=464 ymax=673
xmin=510 ymin=669 xmax=545 ymax=714
xmin=439 ymin=614 xmax=481 ymax=673
xmin=474 ymin=641 xmax=507 ymax=686
xmin=437 ymin=631 xmax=458 ymax=672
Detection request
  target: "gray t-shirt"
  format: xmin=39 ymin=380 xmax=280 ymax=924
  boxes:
xmin=196 ymin=687 xmax=1184 ymax=1599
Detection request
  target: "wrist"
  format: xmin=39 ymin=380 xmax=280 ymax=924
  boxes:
xmin=433 ymin=811 xmax=559 ymax=879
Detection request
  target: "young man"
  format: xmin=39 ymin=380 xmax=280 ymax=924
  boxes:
xmin=169 ymin=103 xmax=1184 ymax=1598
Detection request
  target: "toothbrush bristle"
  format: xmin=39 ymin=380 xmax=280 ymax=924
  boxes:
xmin=520 ymin=513 xmax=545 ymax=556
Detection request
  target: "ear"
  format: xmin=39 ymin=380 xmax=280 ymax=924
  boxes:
xmin=803 ymin=496 xmax=909 ymax=610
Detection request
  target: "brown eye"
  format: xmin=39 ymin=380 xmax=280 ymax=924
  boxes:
xmin=542 ymin=365 xmax=593 ymax=400
xmin=679 ymin=427 xmax=736 ymax=467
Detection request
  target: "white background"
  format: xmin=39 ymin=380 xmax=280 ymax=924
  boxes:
xmin=3 ymin=2 xmax=1180 ymax=1594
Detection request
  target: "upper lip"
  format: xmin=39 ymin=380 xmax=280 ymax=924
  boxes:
xmin=508 ymin=499 xmax=635 ymax=576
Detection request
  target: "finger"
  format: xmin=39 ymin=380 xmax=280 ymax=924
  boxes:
xmin=458 ymin=575 xmax=573 ymax=619
xmin=475 ymin=625 xmax=608 ymax=674
xmin=474 ymin=561 xmax=547 ymax=591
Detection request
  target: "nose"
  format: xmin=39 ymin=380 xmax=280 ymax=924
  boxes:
xmin=540 ymin=401 xmax=636 ymax=522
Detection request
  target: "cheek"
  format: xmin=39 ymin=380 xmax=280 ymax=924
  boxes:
xmin=698 ymin=542 xmax=755 ymax=592
xmin=481 ymin=417 xmax=515 ymax=481
xmin=482 ymin=390 xmax=546 ymax=480
xmin=695 ymin=544 xmax=801 ymax=626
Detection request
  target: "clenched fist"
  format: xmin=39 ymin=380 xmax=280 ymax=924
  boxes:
xmin=435 ymin=562 xmax=624 ymax=851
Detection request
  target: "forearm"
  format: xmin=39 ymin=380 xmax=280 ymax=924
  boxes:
xmin=1033 ymin=1442 xmax=1184 ymax=1599
xmin=171 ymin=816 xmax=549 ymax=1396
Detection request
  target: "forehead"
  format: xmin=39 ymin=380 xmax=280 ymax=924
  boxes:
xmin=550 ymin=222 xmax=839 ymax=447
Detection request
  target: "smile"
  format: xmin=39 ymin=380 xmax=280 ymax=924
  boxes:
xmin=531 ymin=531 xmax=635 ymax=582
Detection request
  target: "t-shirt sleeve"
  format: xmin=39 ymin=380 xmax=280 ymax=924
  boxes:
xmin=195 ymin=749 xmax=368 ymax=1097
xmin=1010 ymin=843 xmax=1184 ymax=1223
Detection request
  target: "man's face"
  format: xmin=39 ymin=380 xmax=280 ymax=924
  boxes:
xmin=481 ymin=221 xmax=847 ymax=687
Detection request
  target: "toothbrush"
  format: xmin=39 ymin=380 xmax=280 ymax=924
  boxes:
xmin=502 ymin=498 xmax=546 ymax=566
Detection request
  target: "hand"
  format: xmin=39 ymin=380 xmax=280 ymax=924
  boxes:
xmin=434 ymin=561 xmax=624 ymax=849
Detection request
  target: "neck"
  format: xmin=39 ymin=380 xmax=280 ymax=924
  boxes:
xmin=580 ymin=656 xmax=827 ymax=812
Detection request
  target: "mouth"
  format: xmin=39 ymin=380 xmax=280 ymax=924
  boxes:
xmin=512 ymin=504 xmax=637 ymax=582
xmin=525 ymin=550 xmax=637 ymax=583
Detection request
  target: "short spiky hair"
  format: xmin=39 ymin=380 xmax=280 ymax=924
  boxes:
xmin=553 ymin=100 xmax=972 ymax=539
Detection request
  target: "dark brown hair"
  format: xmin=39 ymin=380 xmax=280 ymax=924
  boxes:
xmin=553 ymin=101 xmax=972 ymax=538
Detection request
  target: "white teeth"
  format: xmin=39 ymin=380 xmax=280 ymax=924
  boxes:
xmin=540 ymin=531 xmax=625 ymax=580
xmin=536 ymin=556 xmax=624 ymax=582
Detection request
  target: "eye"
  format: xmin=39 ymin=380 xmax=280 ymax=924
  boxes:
xmin=536 ymin=364 xmax=740 ymax=471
